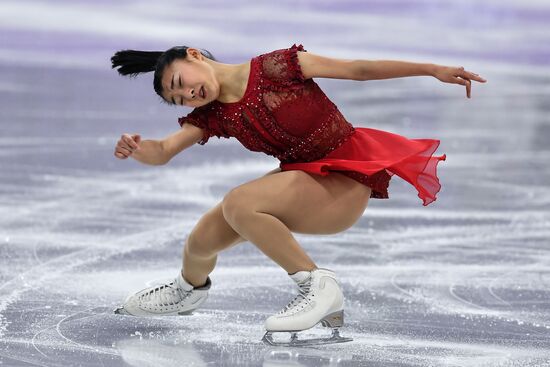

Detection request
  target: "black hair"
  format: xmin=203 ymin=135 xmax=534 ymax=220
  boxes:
xmin=110 ymin=46 xmax=217 ymax=104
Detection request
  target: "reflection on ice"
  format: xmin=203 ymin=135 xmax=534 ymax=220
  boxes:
xmin=116 ymin=337 xmax=208 ymax=367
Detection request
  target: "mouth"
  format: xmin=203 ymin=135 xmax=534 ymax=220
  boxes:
xmin=200 ymin=86 xmax=206 ymax=99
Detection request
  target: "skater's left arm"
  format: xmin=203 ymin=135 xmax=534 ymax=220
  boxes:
xmin=297 ymin=52 xmax=487 ymax=98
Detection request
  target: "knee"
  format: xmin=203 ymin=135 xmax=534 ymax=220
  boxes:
xmin=221 ymin=187 xmax=253 ymax=226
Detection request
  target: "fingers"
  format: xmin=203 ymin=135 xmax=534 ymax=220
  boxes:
xmin=114 ymin=133 xmax=141 ymax=159
xmin=453 ymin=76 xmax=472 ymax=98
xmin=115 ymin=150 xmax=128 ymax=159
xmin=443 ymin=66 xmax=486 ymax=99
xmin=115 ymin=145 xmax=132 ymax=159
xmin=123 ymin=134 xmax=140 ymax=150
xmin=457 ymin=66 xmax=487 ymax=83
xmin=455 ymin=66 xmax=486 ymax=98
xmin=463 ymin=70 xmax=486 ymax=83
xmin=460 ymin=77 xmax=471 ymax=98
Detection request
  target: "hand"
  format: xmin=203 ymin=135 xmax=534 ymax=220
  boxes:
xmin=433 ymin=65 xmax=487 ymax=99
xmin=114 ymin=133 xmax=141 ymax=159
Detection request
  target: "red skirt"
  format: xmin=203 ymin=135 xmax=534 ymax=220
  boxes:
xmin=279 ymin=127 xmax=447 ymax=206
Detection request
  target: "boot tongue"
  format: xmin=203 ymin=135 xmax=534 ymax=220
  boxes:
xmin=289 ymin=270 xmax=312 ymax=284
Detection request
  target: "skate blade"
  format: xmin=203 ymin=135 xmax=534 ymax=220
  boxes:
xmin=114 ymin=306 xmax=195 ymax=317
xmin=262 ymin=329 xmax=353 ymax=347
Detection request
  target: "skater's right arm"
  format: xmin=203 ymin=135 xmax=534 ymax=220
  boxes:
xmin=114 ymin=123 xmax=204 ymax=165
xmin=160 ymin=122 xmax=205 ymax=162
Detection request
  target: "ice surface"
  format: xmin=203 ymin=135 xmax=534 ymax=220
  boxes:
xmin=1 ymin=0 xmax=549 ymax=366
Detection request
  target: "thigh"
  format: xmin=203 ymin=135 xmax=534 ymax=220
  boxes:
xmin=223 ymin=170 xmax=372 ymax=235
xmin=189 ymin=166 xmax=284 ymax=253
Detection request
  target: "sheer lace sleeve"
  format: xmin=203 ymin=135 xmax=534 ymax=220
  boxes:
xmin=177 ymin=107 xmax=229 ymax=145
xmin=260 ymin=43 xmax=307 ymax=89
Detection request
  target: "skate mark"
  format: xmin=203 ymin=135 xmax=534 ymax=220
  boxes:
xmin=0 ymin=221 xmax=192 ymax=339
xmin=450 ymin=273 xmax=550 ymax=338
xmin=30 ymin=327 xmax=51 ymax=359
xmin=448 ymin=282 xmax=489 ymax=311
xmin=31 ymin=308 xmax=117 ymax=359
xmin=389 ymin=272 xmax=449 ymax=313
xmin=486 ymin=267 xmax=550 ymax=334
xmin=30 ymin=308 xmax=78 ymax=358
xmin=487 ymin=270 xmax=515 ymax=307
xmin=389 ymin=272 xmax=416 ymax=301
xmin=56 ymin=309 xmax=119 ymax=357
xmin=95 ymin=316 xmax=107 ymax=367
xmin=55 ymin=309 xmax=96 ymax=348
xmin=32 ymin=241 xmax=43 ymax=265
xmin=0 ymin=346 xmax=50 ymax=367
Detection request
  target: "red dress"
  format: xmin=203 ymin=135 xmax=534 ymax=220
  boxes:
xmin=178 ymin=44 xmax=447 ymax=206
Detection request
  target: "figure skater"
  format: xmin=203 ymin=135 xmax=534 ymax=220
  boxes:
xmin=110 ymin=43 xmax=486 ymax=346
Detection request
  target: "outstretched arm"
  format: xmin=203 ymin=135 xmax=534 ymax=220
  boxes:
xmin=297 ymin=51 xmax=487 ymax=98
xmin=359 ymin=60 xmax=438 ymax=80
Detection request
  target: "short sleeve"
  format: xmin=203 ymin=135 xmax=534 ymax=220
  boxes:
xmin=260 ymin=43 xmax=307 ymax=88
xmin=177 ymin=107 xmax=228 ymax=145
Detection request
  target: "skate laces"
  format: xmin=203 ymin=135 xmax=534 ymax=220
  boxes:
xmin=140 ymin=280 xmax=191 ymax=307
xmin=279 ymin=279 xmax=313 ymax=314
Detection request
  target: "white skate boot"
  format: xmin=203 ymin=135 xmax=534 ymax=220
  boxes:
xmin=114 ymin=270 xmax=211 ymax=316
xmin=262 ymin=267 xmax=353 ymax=346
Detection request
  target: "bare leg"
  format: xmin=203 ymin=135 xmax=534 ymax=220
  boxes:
xmin=182 ymin=201 xmax=245 ymax=287
xmin=221 ymin=170 xmax=372 ymax=274
xmin=182 ymin=167 xmax=283 ymax=286
xmin=222 ymin=208 xmax=318 ymax=274
xmin=182 ymin=244 xmax=217 ymax=287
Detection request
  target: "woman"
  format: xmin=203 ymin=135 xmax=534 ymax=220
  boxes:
xmin=110 ymin=43 xmax=486 ymax=345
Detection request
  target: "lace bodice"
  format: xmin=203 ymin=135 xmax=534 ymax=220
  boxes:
xmin=177 ymin=44 xmax=355 ymax=163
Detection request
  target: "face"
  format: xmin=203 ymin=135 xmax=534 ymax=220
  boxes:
xmin=161 ymin=48 xmax=218 ymax=108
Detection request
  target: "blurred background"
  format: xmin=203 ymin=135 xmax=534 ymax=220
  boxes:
xmin=1 ymin=0 xmax=549 ymax=366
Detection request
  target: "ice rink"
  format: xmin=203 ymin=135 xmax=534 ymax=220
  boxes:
xmin=1 ymin=0 xmax=549 ymax=366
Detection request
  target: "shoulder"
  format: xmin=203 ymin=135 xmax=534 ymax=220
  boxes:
xmin=257 ymin=44 xmax=308 ymax=87
xmin=177 ymin=104 xmax=228 ymax=145
xmin=258 ymin=44 xmax=306 ymax=68
xmin=178 ymin=104 xmax=212 ymax=127
xmin=257 ymin=43 xmax=362 ymax=84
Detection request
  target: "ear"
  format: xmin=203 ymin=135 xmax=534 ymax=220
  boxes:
xmin=186 ymin=48 xmax=203 ymax=61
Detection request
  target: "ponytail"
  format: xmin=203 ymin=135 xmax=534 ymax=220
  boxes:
xmin=110 ymin=50 xmax=163 ymax=78
xmin=110 ymin=46 xmax=217 ymax=99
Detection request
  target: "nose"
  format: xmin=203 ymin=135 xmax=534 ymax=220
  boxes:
xmin=188 ymin=88 xmax=196 ymax=100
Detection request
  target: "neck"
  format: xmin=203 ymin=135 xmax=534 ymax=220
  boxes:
xmin=205 ymin=58 xmax=248 ymax=103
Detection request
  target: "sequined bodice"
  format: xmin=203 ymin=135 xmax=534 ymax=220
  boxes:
xmin=177 ymin=44 xmax=355 ymax=163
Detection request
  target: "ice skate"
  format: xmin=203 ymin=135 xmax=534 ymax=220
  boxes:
xmin=114 ymin=270 xmax=211 ymax=316
xmin=262 ymin=267 xmax=353 ymax=346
